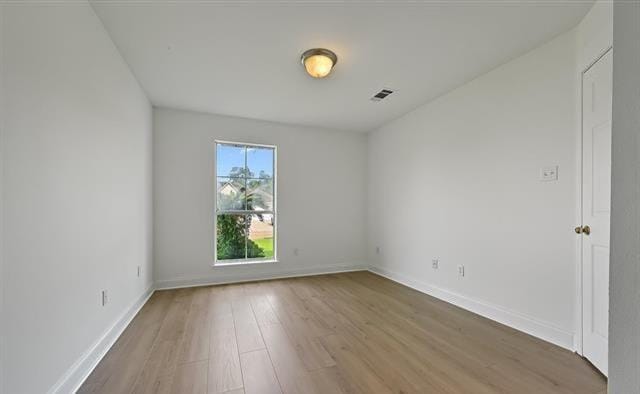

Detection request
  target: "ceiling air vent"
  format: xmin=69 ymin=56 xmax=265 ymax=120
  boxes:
xmin=371 ymin=88 xmax=394 ymax=102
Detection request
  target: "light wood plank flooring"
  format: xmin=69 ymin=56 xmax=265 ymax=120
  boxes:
xmin=79 ymin=271 xmax=606 ymax=393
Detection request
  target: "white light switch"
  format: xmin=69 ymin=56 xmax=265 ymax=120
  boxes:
xmin=540 ymin=166 xmax=558 ymax=182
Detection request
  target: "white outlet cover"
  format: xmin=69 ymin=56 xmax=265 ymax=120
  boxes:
xmin=540 ymin=166 xmax=558 ymax=181
xmin=101 ymin=290 xmax=108 ymax=306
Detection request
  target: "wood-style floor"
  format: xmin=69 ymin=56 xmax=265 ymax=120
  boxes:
xmin=79 ymin=271 xmax=606 ymax=394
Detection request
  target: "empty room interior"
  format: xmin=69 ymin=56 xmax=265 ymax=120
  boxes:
xmin=1 ymin=0 xmax=639 ymax=393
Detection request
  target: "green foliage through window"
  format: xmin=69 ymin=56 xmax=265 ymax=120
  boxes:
xmin=216 ymin=215 xmax=265 ymax=260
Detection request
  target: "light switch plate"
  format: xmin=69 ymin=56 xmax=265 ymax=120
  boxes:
xmin=540 ymin=166 xmax=558 ymax=182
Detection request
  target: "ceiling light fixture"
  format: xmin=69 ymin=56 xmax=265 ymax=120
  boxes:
xmin=301 ymin=48 xmax=338 ymax=78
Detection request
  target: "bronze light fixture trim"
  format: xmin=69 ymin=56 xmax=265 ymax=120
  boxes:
xmin=300 ymin=48 xmax=338 ymax=78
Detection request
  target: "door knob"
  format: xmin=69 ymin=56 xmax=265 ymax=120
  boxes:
xmin=575 ymin=225 xmax=591 ymax=235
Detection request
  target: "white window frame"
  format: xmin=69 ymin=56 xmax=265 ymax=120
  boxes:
xmin=213 ymin=140 xmax=277 ymax=266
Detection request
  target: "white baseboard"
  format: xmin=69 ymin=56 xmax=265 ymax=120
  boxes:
xmin=155 ymin=263 xmax=368 ymax=290
xmin=368 ymin=266 xmax=575 ymax=351
xmin=47 ymin=284 xmax=155 ymax=394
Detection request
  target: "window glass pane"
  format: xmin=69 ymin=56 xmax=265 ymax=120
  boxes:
xmin=246 ymin=178 xmax=273 ymax=211
xmin=247 ymin=147 xmax=273 ymax=179
xmin=216 ymin=214 xmax=248 ymax=260
xmin=217 ymin=177 xmax=246 ymax=211
xmin=248 ymin=214 xmax=274 ymax=259
xmin=217 ymin=144 xmax=246 ymax=178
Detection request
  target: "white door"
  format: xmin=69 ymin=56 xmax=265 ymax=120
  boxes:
xmin=581 ymin=49 xmax=612 ymax=376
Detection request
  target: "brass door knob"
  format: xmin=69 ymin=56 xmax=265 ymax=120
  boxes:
xmin=575 ymin=225 xmax=591 ymax=235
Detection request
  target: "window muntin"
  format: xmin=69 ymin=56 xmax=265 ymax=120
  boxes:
xmin=215 ymin=142 xmax=276 ymax=264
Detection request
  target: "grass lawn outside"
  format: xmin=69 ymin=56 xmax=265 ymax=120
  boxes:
xmin=253 ymin=237 xmax=274 ymax=258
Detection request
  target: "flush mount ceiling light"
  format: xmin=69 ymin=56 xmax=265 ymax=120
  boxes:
xmin=300 ymin=48 xmax=338 ymax=78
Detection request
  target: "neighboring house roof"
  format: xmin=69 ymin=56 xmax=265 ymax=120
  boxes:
xmin=219 ymin=179 xmax=273 ymax=211
xmin=219 ymin=182 xmax=241 ymax=196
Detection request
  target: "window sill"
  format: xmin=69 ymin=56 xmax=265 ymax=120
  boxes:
xmin=212 ymin=259 xmax=278 ymax=268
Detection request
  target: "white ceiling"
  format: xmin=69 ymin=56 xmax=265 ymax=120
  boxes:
xmin=91 ymin=1 xmax=593 ymax=132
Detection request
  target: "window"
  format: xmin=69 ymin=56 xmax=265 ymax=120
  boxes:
xmin=215 ymin=141 xmax=276 ymax=264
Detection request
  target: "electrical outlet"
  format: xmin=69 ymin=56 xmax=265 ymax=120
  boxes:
xmin=540 ymin=165 xmax=558 ymax=181
xmin=101 ymin=290 xmax=108 ymax=306
xmin=432 ymin=259 xmax=439 ymax=269
xmin=137 ymin=266 xmax=141 ymax=277
xmin=457 ymin=265 xmax=465 ymax=277
xmin=376 ymin=246 xmax=381 ymax=255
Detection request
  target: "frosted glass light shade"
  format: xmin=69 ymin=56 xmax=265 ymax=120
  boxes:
xmin=301 ymin=48 xmax=337 ymax=78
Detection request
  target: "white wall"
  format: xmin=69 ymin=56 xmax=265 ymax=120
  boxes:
xmin=153 ymin=108 xmax=367 ymax=288
xmin=577 ymin=0 xmax=613 ymax=71
xmin=609 ymin=1 xmax=640 ymax=392
xmin=367 ymin=30 xmax=580 ymax=349
xmin=0 ymin=5 xmax=5 ymax=394
xmin=2 ymin=3 xmax=153 ymax=393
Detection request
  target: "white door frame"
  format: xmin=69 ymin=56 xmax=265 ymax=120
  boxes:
xmin=574 ymin=45 xmax=613 ymax=356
